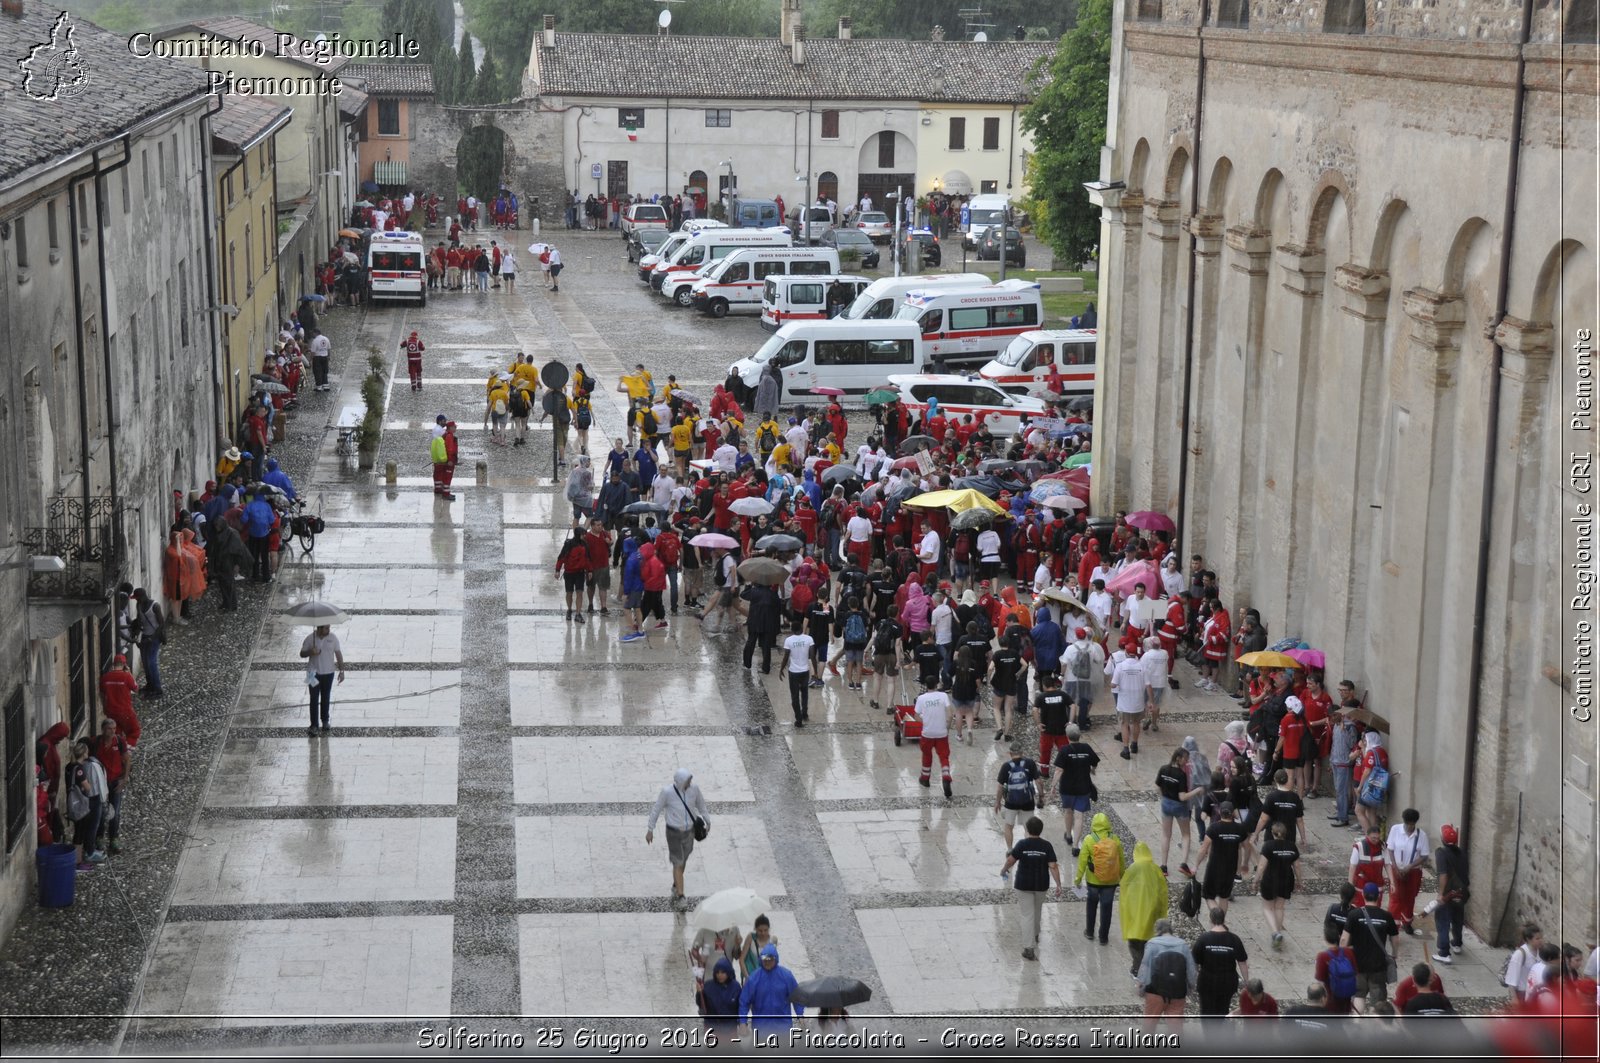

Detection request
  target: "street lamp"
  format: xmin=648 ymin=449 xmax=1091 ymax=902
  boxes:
xmin=721 ymin=159 xmax=735 ymax=220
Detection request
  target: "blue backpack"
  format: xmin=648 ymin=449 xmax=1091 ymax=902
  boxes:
xmin=843 ymin=611 xmax=869 ymax=646
xmin=1325 ymin=948 xmax=1358 ymax=999
xmin=1357 ymin=764 xmax=1390 ymax=808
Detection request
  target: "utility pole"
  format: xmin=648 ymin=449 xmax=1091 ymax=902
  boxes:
xmin=998 ymin=203 xmax=1011 ymax=282
xmin=891 ymin=184 xmax=902 ymax=277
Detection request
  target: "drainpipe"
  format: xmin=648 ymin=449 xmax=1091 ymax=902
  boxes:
xmin=1173 ymin=0 xmax=1211 ymax=547
xmin=196 ymin=97 xmax=224 ymax=452
xmin=1460 ymin=0 xmax=1534 ymax=895
xmin=664 ymin=97 xmax=670 ymax=197
xmin=1007 ymin=104 xmax=1018 ymax=191
xmin=68 ymin=168 xmax=94 ymax=518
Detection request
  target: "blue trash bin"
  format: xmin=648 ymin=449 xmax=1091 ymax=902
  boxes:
xmin=36 ymin=843 xmax=77 ymax=908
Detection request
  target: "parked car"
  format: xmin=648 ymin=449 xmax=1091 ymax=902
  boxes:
xmin=896 ymin=227 xmax=942 ymax=269
xmin=977 ymin=225 xmax=1026 ymax=266
xmin=626 ymin=226 xmax=670 ymax=264
xmin=822 ymin=227 xmax=881 ymax=269
xmin=852 ymin=210 xmax=892 ymax=244
xmin=621 ymin=202 xmax=670 ymax=239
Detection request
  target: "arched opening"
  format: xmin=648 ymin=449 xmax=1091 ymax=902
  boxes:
xmin=855 ymin=131 xmax=915 ymax=208
xmin=688 ymin=169 xmax=709 ymax=196
xmin=1568 ymin=0 xmax=1598 ymax=42
xmin=455 ymin=124 xmax=506 ymax=204
xmin=1125 ymin=138 xmax=1150 ymax=195
xmin=816 ymin=170 xmax=838 ymax=203
xmin=1324 ymin=0 xmax=1366 ymax=33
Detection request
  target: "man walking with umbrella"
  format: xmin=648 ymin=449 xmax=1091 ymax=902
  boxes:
xmin=297 ymin=619 xmax=346 ymax=734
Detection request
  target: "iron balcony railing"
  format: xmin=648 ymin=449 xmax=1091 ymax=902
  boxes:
xmin=21 ymin=495 xmax=126 ymax=601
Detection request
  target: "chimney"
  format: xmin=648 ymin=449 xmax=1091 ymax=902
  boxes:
xmin=542 ymin=14 xmax=555 ymax=49
xmin=930 ymin=24 xmax=946 ymax=41
xmin=791 ymin=24 xmax=805 ymax=65
xmin=837 ymin=16 xmax=852 ymax=39
xmin=780 ymin=0 xmax=803 ymax=45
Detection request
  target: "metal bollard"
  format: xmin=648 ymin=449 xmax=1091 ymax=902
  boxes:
xmin=385 ymin=460 xmax=397 ymax=484
xmin=475 ymin=460 xmax=488 ymax=485
xmin=532 ymin=217 xmax=541 ymax=237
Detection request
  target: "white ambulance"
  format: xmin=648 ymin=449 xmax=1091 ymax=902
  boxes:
xmin=366 ymin=230 xmax=426 ymax=306
xmin=689 ymin=247 xmax=840 ymax=317
xmin=651 ymin=227 xmax=792 ymax=304
xmin=892 ymin=279 xmax=1044 ymax=371
xmin=760 ymin=274 xmax=872 ymax=330
xmin=978 ymin=329 xmax=1100 ymax=397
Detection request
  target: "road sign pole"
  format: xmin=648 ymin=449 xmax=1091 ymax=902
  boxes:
xmin=541 ymin=360 xmax=570 ymax=483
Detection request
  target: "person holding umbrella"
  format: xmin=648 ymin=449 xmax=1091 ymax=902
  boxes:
xmin=297 ymin=619 xmax=346 ymax=734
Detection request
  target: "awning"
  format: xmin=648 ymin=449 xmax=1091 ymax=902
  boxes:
xmin=372 ymin=161 xmax=407 ymax=186
xmin=939 ymin=169 xmax=974 ymax=195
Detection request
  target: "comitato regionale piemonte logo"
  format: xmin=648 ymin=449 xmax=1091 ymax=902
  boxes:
xmin=18 ymin=10 xmax=89 ymax=101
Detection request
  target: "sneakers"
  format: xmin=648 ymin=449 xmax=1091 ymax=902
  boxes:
xmin=620 ymin=631 xmax=645 ymax=643
xmin=653 ymin=620 xmax=669 ymax=630
xmin=307 ymin=725 xmax=321 ymax=737
xmin=1433 ymin=952 xmax=1453 ymax=964
xmin=76 ymin=862 xmax=96 ymax=872
xmin=1120 ymin=747 xmax=1131 ymax=760
xmin=1130 ymin=741 xmax=1139 ymax=754
xmin=828 ymin=661 xmax=840 ymax=676
xmin=995 ymin=729 xmax=1005 ymax=742
xmin=1271 ymin=932 xmax=1284 ymax=950
xmin=808 ymin=678 xmax=824 ymax=688
xmin=87 ymin=851 xmax=107 ymax=863
xmin=942 ymin=780 xmax=953 ymax=799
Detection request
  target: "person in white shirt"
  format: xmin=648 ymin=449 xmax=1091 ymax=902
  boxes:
xmin=856 ymin=443 xmax=876 ymax=478
xmin=713 ymin=442 xmax=738 ymax=474
xmin=402 ymin=191 xmax=415 ymax=216
xmin=859 ymin=194 xmax=873 ymax=214
xmin=976 ymin=527 xmax=1003 ymax=583
xmin=546 ymin=245 xmax=563 ymax=291
xmin=1125 ymin=583 xmax=1159 ymax=636
xmin=308 ymin=331 xmax=332 ymax=391
xmin=371 ymin=208 xmax=388 ymax=231
xmin=1140 ymin=636 xmax=1170 ymax=732
xmin=1032 ymin=559 xmax=1053 ymax=597
xmin=650 ymin=471 xmax=677 ymax=509
xmin=1085 ymin=578 xmax=1113 ymax=632
xmin=917 ymin=527 xmax=941 ymax=579
xmin=930 ymin=593 xmax=956 ymax=679
xmin=1160 ymin=555 xmax=1185 ymax=600
xmin=1061 ymin=627 xmax=1105 ymax=730
xmin=1503 ymin=923 xmax=1544 ymax=1003
xmin=786 ymin=420 xmax=809 ymax=455
xmin=914 ymin=678 xmax=954 ymax=797
xmin=1091 ymin=561 xmax=1119 ymax=625
xmin=781 ymin=630 xmax=816 ymax=726
xmin=298 ymin=623 xmax=346 ymax=734
xmin=1110 ymin=649 xmax=1146 ymax=759
xmin=1384 ymin=810 xmax=1429 ymax=933
xmin=845 ymin=511 xmax=874 ymax=570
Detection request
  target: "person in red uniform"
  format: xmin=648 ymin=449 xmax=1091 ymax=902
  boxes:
xmin=1157 ymin=596 xmax=1185 ymax=686
xmin=1110 ymin=511 xmax=1133 ymax=554
xmin=1077 ymin=537 xmax=1102 ymax=599
xmin=91 ymin=717 xmax=130 ymax=854
xmin=1349 ymin=826 xmax=1387 ymax=897
xmin=1301 ymin=673 xmax=1334 ymax=796
xmin=98 ymin=656 xmax=141 ymax=747
xmin=793 ymin=496 xmax=818 ymax=546
xmin=1278 ymin=696 xmax=1309 ymax=796
xmin=1199 ymin=597 xmax=1230 ymax=691
xmin=700 ymin=418 xmax=722 ymax=461
xmin=711 ymin=482 xmax=734 ymax=532
xmin=827 ymin=402 xmax=847 ymax=447
xmin=926 ymin=407 xmax=948 ymax=443
xmin=402 ymin=331 xmax=425 ymax=391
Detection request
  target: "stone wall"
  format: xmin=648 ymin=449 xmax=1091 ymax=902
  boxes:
xmin=1139 ymin=0 xmax=1586 ymax=40
xmin=407 ymin=100 xmax=566 ymax=228
xmin=1097 ymin=2 xmax=1598 ymax=945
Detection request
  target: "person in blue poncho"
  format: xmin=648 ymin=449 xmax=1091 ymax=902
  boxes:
xmin=261 ymin=457 xmax=296 ymax=500
xmin=697 ymin=957 xmax=741 ymax=1033
xmin=738 ymin=944 xmax=801 ymax=1033
xmin=1030 ymin=603 xmax=1064 ymax=676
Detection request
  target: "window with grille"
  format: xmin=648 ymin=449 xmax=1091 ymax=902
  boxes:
xmin=3 ymin=690 xmax=24 ymax=853
xmin=378 ymin=100 xmax=400 ymax=135
xmin=877 ymin=132 xmax=895 ymax=169
xmin=704 ymin=109 xmax=731 ymax=127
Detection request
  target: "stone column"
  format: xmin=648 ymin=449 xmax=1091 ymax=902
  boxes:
xmin=1470 ymin=316 xmax=1554 ymax=936
xmin=1092 ymin=191 xmax=1144 ymax=515
xmin=1182 ymin=210 xmax=1225 ymax=558
xmin=1207 ymin=224 xmax=1272 ymax=610
xmin=1133 ymin=196 xmax=1183 ymax=510
xmin=1250 ymin=242 xmax=1323 ymax=630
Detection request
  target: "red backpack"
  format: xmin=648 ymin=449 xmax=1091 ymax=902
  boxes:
xmin=655 ymin=532 xmax=681 ymax=567
xmin=791 ymin=581 xmax=815 ymax=614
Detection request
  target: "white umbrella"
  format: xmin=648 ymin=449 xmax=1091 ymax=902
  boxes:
xmin=1040 ymin=494 xmax=1087 ymax=512
xmin=285 ymin=600 xmax=350 ymax=626
xmin=729 ymin=496 xmax=774 ymax=517
xmin=689 ymin=888 xmax=771 ymax=934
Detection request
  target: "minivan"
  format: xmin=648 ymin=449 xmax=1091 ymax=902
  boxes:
xmin=788 ymin=204 xmax=835 ymax=244
xmin=621 ymin=202 xmax=670 ymax=238
xmin=961 ymin=194 xmax=1010 ymax=249
xmin=726 ymin=320 xmax=924 ymax=404
xmin=894 ymin=279 xmax=1044 ymax=370
xmin=979 ymin=329 xmax=1099 ymax=397
xmin=760 ymin=274 xmax=872 ymax=331
xmin=837 ymin=273 xmax=993 ymax=321
xmin=731 ymin=198 xmax=782 ymax=228
xmin=655 ymin=228 xmax=793 ymax=305
xmin=366 ymin=230 xmax=426 ymax=306
xmin=689 ymin=247 xmax=842 ymax=317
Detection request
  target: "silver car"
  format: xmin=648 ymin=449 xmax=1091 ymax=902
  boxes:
xmin=852 ymin=210 xmax=892 ymax=244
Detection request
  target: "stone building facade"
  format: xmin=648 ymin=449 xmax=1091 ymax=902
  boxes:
xmin=0 ymin=5 xmax=219 ymax=941
xmin=1093 ymin=0 xmax=1597 ymax=942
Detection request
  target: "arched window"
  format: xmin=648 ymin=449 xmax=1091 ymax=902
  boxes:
xmin=817 ymin=171 xmax=838 ymax=202
xmin=1324 ymin=0 xmax=1365 ymax=33
xmin=1569 ymin=0 xmax=1598 ymax=42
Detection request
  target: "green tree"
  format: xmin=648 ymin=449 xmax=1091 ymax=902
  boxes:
xmin=432 ymin=39 xmax=457 ymax=103
xmin=90 ymin=0 xmax=150 ymax=31
xmin=1020 ymin=0 xmax=1110 ymax=265
xmin=473 ymin=50 xmax=501 ymax=103
xmin=455 ymin=31 xmax=478 ymax=102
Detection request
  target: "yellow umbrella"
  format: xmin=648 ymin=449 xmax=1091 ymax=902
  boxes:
xmin=1235 ymin=650 xmax=1303 ymax=670
xmin=901 ymin=488 xmax=1007 ymax=517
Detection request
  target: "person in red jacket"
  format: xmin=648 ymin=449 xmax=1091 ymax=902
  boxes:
xmin=827 ymin=402 xmax=847 ymax=447
xmin=1157 ymin=596 xmax=1185 ymax=688
xmin=653 ymin=524 xmax=683 ymax=613
xmin=36 ymin=721 xmax=69 ymax=842
xmin=98 ymin=656 xmax=141 ymax=747
xmin=1278 ymin=697 xmax=1309 ymax=797
xmin=555 ymin=526 xmax=592 ymax=621
xmin=639 ymin=541 xmax=668 ymax=630
xmin=1199 ymin=597 xmax=1230 ymax=692
xmin=1077 ymin=538 xmax=1102 ymax=598
xmin=92 ymin=717 xmax=130 ymax=855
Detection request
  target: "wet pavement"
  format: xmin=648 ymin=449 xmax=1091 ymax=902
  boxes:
xmin=1 ymin=231 xmax=1510 ymax=1055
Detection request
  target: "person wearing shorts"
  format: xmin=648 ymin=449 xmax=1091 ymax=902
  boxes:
xmin=646 ymin=768 xmax=709 ymax=910
xmin=584 ymin=521 xmax=612 ymax=614
xmin=1050 ymin=724 xmax=1098 ymax=853
xmin=994 ymin=741 xmax=1041 ymax=850
xmin=555 ymin=527 xmax=592 ymax=621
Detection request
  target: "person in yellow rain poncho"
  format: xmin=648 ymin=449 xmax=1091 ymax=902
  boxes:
xmin=487 ymin=377 xmax=511 ymax=446
xmin=1120 ymin=840 xmax=1169 ymax=978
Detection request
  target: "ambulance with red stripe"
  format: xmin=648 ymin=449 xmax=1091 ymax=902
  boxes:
xmin=689 ymin=247 xmax=840 ymax=317
xmin=979 ymin=329 xmax=1099 ymax=397
xmin=760 ymin=274 xmax=871 ymax=330
xmin=886 ymin=373 xmax=1050 ymax=437
xmin=650 ymin=227 xmax=792 ymax=305
xmin=892 ymin=278 xmax=1043 ymax=370
xmin=366 ymin=231 xmax=426 ymax=306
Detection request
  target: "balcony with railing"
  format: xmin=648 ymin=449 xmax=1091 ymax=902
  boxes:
xmin=21 ymin=496 xmax=126 ymax=603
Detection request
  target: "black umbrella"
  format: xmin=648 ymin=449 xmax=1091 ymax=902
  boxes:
xmin=789 ymin=976 xmax=872 ymax=1009
xmin=820 ymin=464 xmax=859 ymax=486
xmin=951 ymin=508 xmax=996 ymax=532
xmin=1014 ymin=459 xmax=1046 ymax=481
xmin=622 ymin=501 xmax=668 ymax=515
xmin=897 ymin=435 xmax=936 ymax=456
xmin=754 ymin=533 xmax=804 ymax=553
xmin=1064 ymin=395 xmax=1094 ymax=412
xmin=953 ymin=474 xmax=1026 ymax=498
xmin=979 ymin=458 xmax=1016 ymax=474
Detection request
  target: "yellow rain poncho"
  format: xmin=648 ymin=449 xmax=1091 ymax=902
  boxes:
xmin=1119 ymin=840 xmax=1167 ymax=942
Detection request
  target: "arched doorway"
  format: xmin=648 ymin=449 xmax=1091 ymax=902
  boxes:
xmin=456 ymin=125 xmax=506 ymax=203
xmin=817 ymin=170 xmax=838 ymax=204
xmin=688 ymin=169 xmax=708 ymax=195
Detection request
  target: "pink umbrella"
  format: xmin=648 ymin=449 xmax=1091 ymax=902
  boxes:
xmin=810 ymin=386 xmax=845 ymax=397
xmin=1105 ymin=560 xmax=1160 ymax=600
xmin=1286 ymin=647 xmax=1327 ymax=670
xmin=1126 ymin=510 xmax=1176 ymax=533
xmin=688 ymin=532 xmax=738 ymax=549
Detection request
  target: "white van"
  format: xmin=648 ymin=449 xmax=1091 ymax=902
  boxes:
xmin=961 ymin=194 xmax=1010 ymax=249
xmin=366 ymin=230 xmax=426 ymax=306
xmin=760 ymin=274 xmax=872 ymax=331
xmin=621 ymin=202 xmax=670 ymax=238
xmin=788 ymin=204 xmax=835 ymax=244
xmin=634 ymin=226 xmax=720 ymax=282
xmin=837 ymin=273 xmax=993 ymax=321
xmin=727 ymin=320 xmax=924 ymax=404
xmin=651 ymin=227 xmax=792 ymax=303
xmin=979 ymin=329 xmax=1100 ymax=397
xmin=887 ymin=373 xmax=1051 ymax=437
xmin=689 ymin=247 xmax=841 ymax=317
xmin=893 ymin=279 xmax=1044 ymax=370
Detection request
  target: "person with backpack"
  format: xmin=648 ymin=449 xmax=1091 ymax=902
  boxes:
xmin=999 ymin=814 xmax=1062 ymax=962
xmin=508 ymin=383 xmax=532 ymax=447
xmin=1137 ymin=919 xmax=1195 ymax=1031
xmin=1353 ymin=729 xmax=1390 ymax=833
xmin=868 ymin=615 xmax=902 ymax=713
xmin=993 ymin=740 xmax=1042 ymax=851
xmin=1192 ymin=907 xmax=1250 ymax=1017
xmin=1074 ymin=811 xmax=1125 ymax=945
xmin=1315 ymin=924 xmax=1361 ymax=1014
xmin=555 ymin=524 xmax=592 ymax=622
xmin=67 ymin=741 xmax=107 ymax=870
xmin=839 ymin=596 xmax=872 ymax=692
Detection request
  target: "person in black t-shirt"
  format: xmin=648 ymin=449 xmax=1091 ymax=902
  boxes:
xmin=1191 ymin=801 xmax=1249 ymax=913
xmin=1155 ymin=749 xmax=1203 ymax=875
xmin=1191 ymin=907 xmax=1249 ymax=1017
xmin=1253 ymin=769 xmax=1310 ymax=851
xmin=869 ymin=616 xmax=902 ymax=712
xmin=1340 ymin=883 xmax=1400 ymax=1008
xmin=1050 ymin=724 xmax=1099 ymax=854
xmin=1033 ymin=673 xmax=1074 ymax=775
xmin=988 ymin=638 xmax=1023 ymax=741
xmin=1000 ymin=815 xmax=1062 ymax=961
xmin=1323 ymin=882 xmax=1358 ymax=946
xmin=1282 ymin=985 xmax=1333 ymax=1030
xmin=868 ymin=571 xmax=899 ymax=622
xmin=912 ymin=631 xmax=943 ymax=690
xmin=1250 ymin=820 xmax=1300 ymax=950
